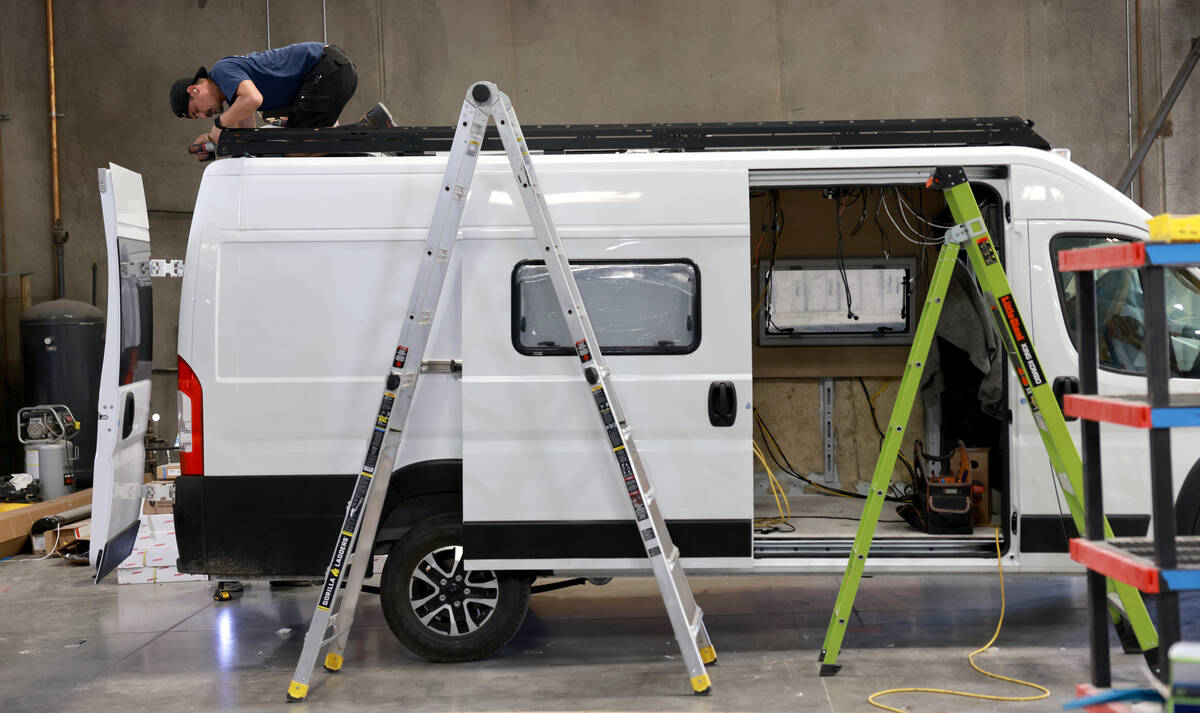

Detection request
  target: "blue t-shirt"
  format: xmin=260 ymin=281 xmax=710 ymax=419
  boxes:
xmin=209 ymin=42 xmax=324 ymax=112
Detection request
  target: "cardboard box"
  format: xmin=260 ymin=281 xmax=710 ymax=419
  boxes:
xmin=951 ymin=447 xmax=991 ymax=525
xmin=155 ymin=463 xmax=181 ymax=480
xmin=142 ymin=499 xmax=173 ymax=515
xmin=0 ymin=489 xmax=92 ymax=559
xmin=31 ymin=518 xmax=90 ymax=555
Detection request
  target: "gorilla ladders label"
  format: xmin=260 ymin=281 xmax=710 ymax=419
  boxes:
xmin=318 ymin=532 xmax=353 ymax=610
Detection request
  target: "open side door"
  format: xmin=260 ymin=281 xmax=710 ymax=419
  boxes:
xmin=90 ymin=163 xmax=153 ymax=582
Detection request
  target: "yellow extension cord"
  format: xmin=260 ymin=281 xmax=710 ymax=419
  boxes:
xmin=866 ymin=526 xmax=1051 ymax=712
xmin=752 ymin=440 xmax=791 ymax=528
xmin=750 ymin=384 xmax=1045 ymax=709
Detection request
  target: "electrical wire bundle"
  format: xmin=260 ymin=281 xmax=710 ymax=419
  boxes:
xmin=752 ymin=189 xmax=784 ymax=325
xmin=754 ymin=407 xmax=912 ymax=504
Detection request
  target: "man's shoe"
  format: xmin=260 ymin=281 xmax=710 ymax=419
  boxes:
xmin=359 ymin=102 xmax=395 ymax=129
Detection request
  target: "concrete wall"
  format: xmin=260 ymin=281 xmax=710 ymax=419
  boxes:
xmin=0 ymin=0 xmax=1196 ymax=474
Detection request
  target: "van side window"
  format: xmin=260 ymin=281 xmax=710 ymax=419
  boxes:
xmin=512 ymin=260 xmax=700 ymax=356
xmin=1050 ymin=235 xmax=1200 ymax=378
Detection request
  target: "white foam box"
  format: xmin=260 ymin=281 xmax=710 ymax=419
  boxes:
xmin=120 ymin=547 xmax=180 ymax=569
xmin=117 ymin=565 xmax=207 ymax=584
xmin=117 ymin=567 xmax=158 ymax=584
xmin=131 ymin=514 xmax=176 ymax=548
xmin=121 ymin=514 xmax=181 ymax=568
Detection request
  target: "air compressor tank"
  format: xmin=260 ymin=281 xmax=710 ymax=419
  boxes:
xmin=20 ymin=300 xmax=105 ymax=489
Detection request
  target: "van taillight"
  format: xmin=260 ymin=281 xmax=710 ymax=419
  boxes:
xmin=177 ymin=355 xmax=204 ymax=475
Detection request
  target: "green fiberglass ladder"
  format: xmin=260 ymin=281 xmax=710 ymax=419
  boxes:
xmin=817 ymin=167 xmax=1159 ymax=675
xmin=285 ymin=82 xmax=717 ymax=701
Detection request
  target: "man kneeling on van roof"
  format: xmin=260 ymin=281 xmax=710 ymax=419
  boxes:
xmin=170 ymin=41 xmax=395 ymax=161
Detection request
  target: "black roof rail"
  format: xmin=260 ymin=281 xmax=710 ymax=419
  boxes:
xmin=216 ymin=116 xmax=1051 ymax=158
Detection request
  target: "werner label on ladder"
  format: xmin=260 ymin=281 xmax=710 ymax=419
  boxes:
xmin=286 ymin=81 xmax=715 ymax=702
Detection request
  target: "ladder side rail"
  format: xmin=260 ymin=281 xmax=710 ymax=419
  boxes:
xmin=486 ymin=93 xmax=609 ymax=376
xmin=488 ymin=87 xmax=688 ymax=580
xmin=287 ymin=92 xmax=492 ymax=702
xmin=483 ymin=84 xmax=713 ymax=694
xmin=817 ymin=242 xmax=961 ymax=674
xmin=488 ymin=87 xmax=669 ymax=548
xmin=939 ymin=175 xmax=1159 ymax=656
xmin=323 ymin=466 xmax=396 ymax=670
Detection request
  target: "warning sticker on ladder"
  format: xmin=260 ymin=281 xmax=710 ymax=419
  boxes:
xmin=977 ymin=237 xmax=998 ymax=265
xmin=575 ymin=339 xmax=591 ymax=363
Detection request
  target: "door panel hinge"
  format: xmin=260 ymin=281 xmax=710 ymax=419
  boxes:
xmin=142 ymin=259 xmax=184 ymax=278
xmin=143 ymin=480 xmax=175 ymax=504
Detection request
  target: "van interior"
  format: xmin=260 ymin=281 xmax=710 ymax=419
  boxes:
xmin=747 ymin=182 xmax=1009 ymax=559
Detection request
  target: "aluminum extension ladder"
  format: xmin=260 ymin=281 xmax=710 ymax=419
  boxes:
xmin=286 ymin=82 xmax=716 ymax=701
xmin=816 ymin=167 xmax=1160 ymax=675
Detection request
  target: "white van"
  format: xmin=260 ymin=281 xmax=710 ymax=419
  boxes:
xmin=93 ymin=121 xmax=1200 ymax=662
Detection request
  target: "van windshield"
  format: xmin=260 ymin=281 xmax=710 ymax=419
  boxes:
xmin=1051 ymin=235 xmax=1200 ymax=378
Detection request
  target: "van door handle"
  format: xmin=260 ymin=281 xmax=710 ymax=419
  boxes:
xmin=1052 ymin=375 xmax=1080 ymax=421
xmin=708 ymin=381 xmax=736 ymax=427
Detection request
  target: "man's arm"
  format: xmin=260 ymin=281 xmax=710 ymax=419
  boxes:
xmin=208 ymin=79 xmax=262 ymax=142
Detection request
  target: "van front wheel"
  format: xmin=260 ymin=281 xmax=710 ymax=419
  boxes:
xmin=379 ymin=514 xmax=531 ymax=662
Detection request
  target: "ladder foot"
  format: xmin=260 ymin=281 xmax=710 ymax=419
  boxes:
xmin=700 ymin=645 xmax=717 ymax=665
xmin=213 ymin=581 xmax=243 ymax=602
xmin=817 ymin=648 xmax=825 ymax=662
xmin=324 ymin=652 xmax=344 ymax=672
xmin=286 ymin=681 xmax=309 ymax=701
xmin=819 ymin=663 xmax=843 ymax=677
xmin=690 ymin=673 xmax=712 ymax=695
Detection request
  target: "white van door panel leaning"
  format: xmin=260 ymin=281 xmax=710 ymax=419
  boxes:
xmin=91 ymin=164 xmax=153 ymax=582
xmin=462 ymin=166 xmax=752 ymax=570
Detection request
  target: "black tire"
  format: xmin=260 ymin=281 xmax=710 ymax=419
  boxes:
xmin=379 ymin=513 xmax=530 ymax=662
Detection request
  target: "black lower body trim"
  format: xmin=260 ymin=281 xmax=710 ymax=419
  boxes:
xmin=1019 ymin=514 xmax=1150 ymax=553
xmin=175 ymin=474 xmax=356 ymax=577
xmin=463 ymin=520 xmax=751 ymax=560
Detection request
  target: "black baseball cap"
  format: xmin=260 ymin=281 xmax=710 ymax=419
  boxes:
xmin=170 ymin=67 xmax=209 ymax=117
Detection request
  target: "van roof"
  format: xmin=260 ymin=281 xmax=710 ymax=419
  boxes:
xmin=217 ymin=116 xmax=1051 ymax=158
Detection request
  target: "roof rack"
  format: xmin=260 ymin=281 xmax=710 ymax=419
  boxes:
xmin=215 ymin=116 xmax=1051 ymax=157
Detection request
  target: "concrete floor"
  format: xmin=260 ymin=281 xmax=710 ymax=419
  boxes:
xmin=2 ymin=558 xmax=1197 ymax=713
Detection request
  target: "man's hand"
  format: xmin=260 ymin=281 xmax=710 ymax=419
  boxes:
xmin=190 ymin=132 xmax=216 ymax=161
